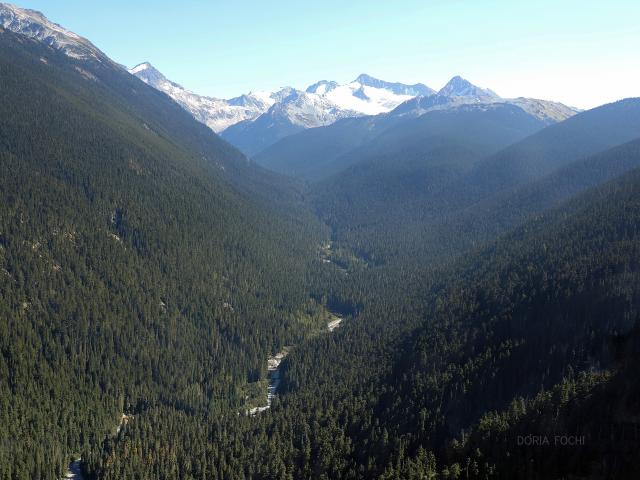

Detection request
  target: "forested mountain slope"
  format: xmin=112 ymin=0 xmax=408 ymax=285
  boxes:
xmin=86 ymin=90 xmax=640 ymax=478
xmin=253 ymin=101 xmax=546 ymax=182
xmin=423 ymin=137 xmax=640 ymax=261
xmin=464 ymin=98 xmax=640 ymax=196
xmin=310 ymin=104 xmax=545 ymax=232
xmin=312 ymin=99 xmax=640 ymax=265
xmin=252 ymin=112 xmax=408 ymax=180
xmin=0 ymin=26 xmax=325 ymax=479
xmin=206 ymin=165 xmax=640 ymax=479
xmin=378 ymin=167 xmax=640 ymax=478
xmin=311 ymin=103 xmax=544 ymax=183
xmin=252 ymin=76 xmax=578 ymax=182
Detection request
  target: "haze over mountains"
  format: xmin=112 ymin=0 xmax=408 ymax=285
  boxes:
xmin=2 ymin=2 xmax=640 ymax=479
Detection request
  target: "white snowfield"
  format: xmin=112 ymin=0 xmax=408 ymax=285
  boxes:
xmin=304 ymin=79 xmax=416 ymax=116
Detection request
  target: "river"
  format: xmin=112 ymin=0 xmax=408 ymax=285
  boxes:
xmin=248 ymin=315 xmax=343 ymax=415
xmin=61 ymin=459 xmax=83 ymax=480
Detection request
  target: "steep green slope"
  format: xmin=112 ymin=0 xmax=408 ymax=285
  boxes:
xmin=380 ymin=168 xmax=640 ymax=478
xmin=0 ymin=27 xmax=325 ymax=479
xmin=422 ymin=137 xmax=640 ymax=261
xmin=254 ymin=103 xmax=544 ymax=182
xmin=465 ymin=97 xmax=640 ymax=197
xmin=325 ymin=103 xmax=544 ymax=176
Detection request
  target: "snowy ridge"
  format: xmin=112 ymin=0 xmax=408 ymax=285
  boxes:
xmin=264 ymin=89 xmax=361 ymax=129
xmin=129 ymin=65 xmax=434 ymax=133
xmin=300 ymin=73 xmax=427 ymax=116
xmin=354 ymin=73 xmax=434 ymax=97
xmin=129 ymin=64 xmax=577 ymax=149
xmin=0 ymin=3 xmax=106 ymax=61
xmin=129 ymin=62 xmax=283 ymax=132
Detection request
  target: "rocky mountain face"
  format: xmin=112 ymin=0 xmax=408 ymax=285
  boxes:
xmin=0 ymin=2 xmax=108 ymax=62
xmin=128 ymin=62 xmax=285 ymax=133
xmin=437 ymin=75 xmax=499 ymax=99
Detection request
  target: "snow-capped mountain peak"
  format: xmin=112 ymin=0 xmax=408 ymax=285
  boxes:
xmin=130 ymin=61 xmax=182 ymax=89
xmin=438 ymin=75 xmax=499 ymax=99
xmin=130 ymin=62 xmax=154 ymax=75
xmin=0 ymin=3 xmax=107 ymax=62
xmin=391 ymin=76 xmax=577 ymax=125
xmin=268 ymin=89 xmax=360 ymax=128
xmin=268 ymin=86 xmax=298 ymax=103
xmin=304 ymin=75 xmax=432 ymax=116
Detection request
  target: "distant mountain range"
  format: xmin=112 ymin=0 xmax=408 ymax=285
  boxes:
xmin=129 ymin=63 xmax=429 ymax=136
xmin=128 ymin=63 xmax=436 ymax=154
xmin=130 ymin=63 xmax=579 ymax=156
xmin=253 ymin=87 xmax=581 ymax=181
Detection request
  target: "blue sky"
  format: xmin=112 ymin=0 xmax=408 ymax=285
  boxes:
xmin=16 ymin=0 xmax=640 ymax=108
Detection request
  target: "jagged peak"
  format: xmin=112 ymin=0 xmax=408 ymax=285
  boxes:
xmin=128 ymin=61 xmax=170 ymax=82
xmin=130 ymin=62 xmax=155 ymax=74
xmin=438 ymin=75 xmax=499 ymax=98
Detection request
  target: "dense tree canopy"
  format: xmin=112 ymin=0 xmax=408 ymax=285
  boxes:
xmin=1 ymin=25 xmax=640 ymax=480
